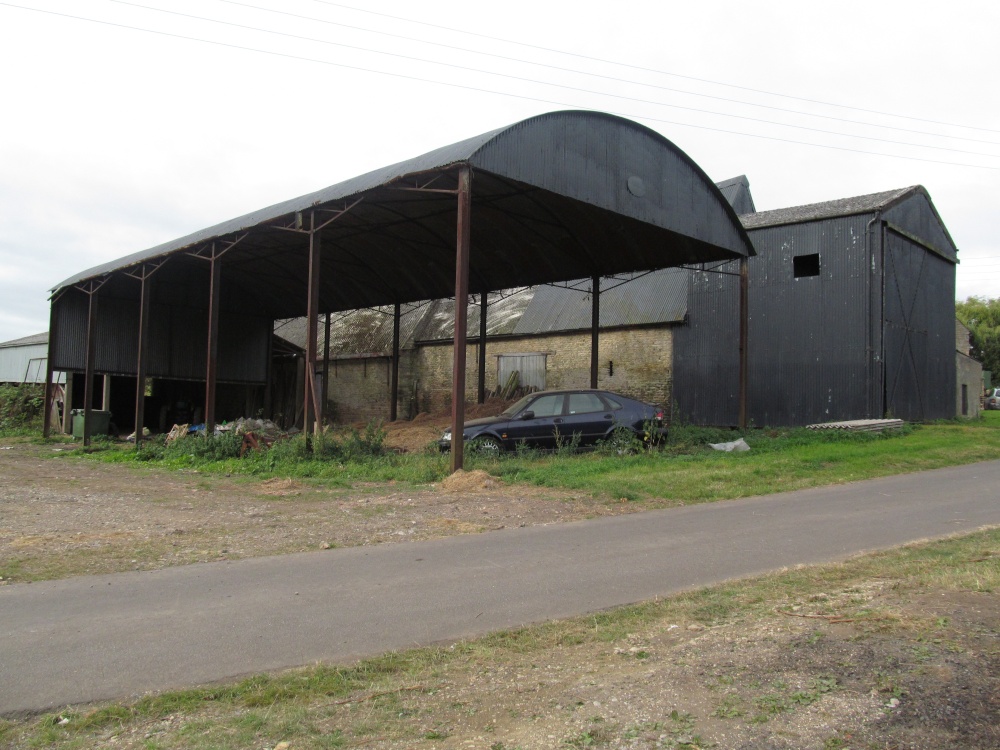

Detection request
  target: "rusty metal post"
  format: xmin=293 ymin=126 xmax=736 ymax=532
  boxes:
xmin=204 ymin=253 xmax=221 ymax=434
xmin=390 ymin=302 xmax=401 ymax=421
xmin=134 ymin=273 xmax=151 ymax=447
xmin=590 ymin=275 xmax=600 ymax=389
xmin=264 ymin=327 xmax=274 ymax=418
xmin=62 ymin=373 xmax=74 ymax=435
xmin=82 ymin=289 xmax=98 ymax=446
xmin=450 ymin=166 xmax=472 ymax=473
xmin=304 ymin=218 xmax=322 ymax=439
xmin=322 ymin=311 xmax=331 ymax=428
xmin=42 ymin=297 xmax=59 ymax=438
xmin=738 ymin=256 xmax=749 ymax=430
xmin=478 ymin=293 xmax=487 ymax=404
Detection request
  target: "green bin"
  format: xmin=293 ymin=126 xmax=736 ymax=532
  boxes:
xmin=71 ymin=409 xmax=112 ymax=439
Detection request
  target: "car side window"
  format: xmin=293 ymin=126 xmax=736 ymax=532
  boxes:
xmin=527 ymin=394 xmax=564 ymax=417
xmin=603 ymin=396 xmax=623 ymax=410
xmin=567 ymin=393 xmax=606 ymax=414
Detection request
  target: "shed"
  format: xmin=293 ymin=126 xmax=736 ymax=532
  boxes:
xmin=675 ymin=186 xmax=958 ymax=426
xmin=0 ymin=332 xmax=64 ymax=385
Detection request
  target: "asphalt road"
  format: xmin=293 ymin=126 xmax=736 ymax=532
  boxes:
xmin=2 ymin=460 xmax=999 ymax=715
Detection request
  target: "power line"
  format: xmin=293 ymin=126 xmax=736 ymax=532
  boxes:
xmin=63 ymin=0 xmax=1000 ymax=159
xmin=207 ymin=0 xmax=1000 ymax=148
xmin=2 ymin=1 xmax=998 ymax=171
xmin=309 ymin=0 xmax=1000 ymax=136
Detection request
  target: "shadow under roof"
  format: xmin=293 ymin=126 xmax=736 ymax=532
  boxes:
xmin=53 ymin=111 xmax=754 ymax=319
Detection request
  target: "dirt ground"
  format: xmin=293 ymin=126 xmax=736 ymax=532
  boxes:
xmin=0 ymin=437 xmax=634 ymax=582
xmin=1 ymin=436 xmax=998 ymax=749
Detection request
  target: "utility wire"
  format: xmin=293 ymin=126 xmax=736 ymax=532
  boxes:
xmin=309 ymin=0 xmax=1000 ymax=136
xmin=208 ymin=0 xmax=1000 ymax=147
xmin=85 ymin=0 xmax=1000 ymax=159
xmin=2 ymin=1 xmax=998 ymax=171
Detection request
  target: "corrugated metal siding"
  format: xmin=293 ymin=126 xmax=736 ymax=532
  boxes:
xmin=882 ymin=229 xmax=956 ymax=420
xmin=744 ymin=216 xmax=875 ymax=426
xmin=0 ymin=342 xmax=63 ymax=384
xmin=498 ymin=353 xmax=547 ymax=390
xmin=51 ymin=286 xmax=270 ymax=384
xmin=676 ymin=202 xmax=957 ymax=427
xmin=673 ymin=261 xmax=740 ymax=425
xmin=513 ymin=269 xmax=687 ymax=334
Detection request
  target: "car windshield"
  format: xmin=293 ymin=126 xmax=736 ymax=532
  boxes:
xmin=500 ymin=394 xmax=536 ymax=417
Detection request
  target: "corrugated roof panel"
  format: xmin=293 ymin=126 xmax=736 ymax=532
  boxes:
xmin=0 ymin=332 xmax=48 ymax=348
xmin=513 ymin=268 xmax=688 ymax=335
xmin=741 ymin=187 xmax=917 ymax=229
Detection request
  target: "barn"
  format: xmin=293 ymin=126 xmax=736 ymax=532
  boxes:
xmin=675 ymin=185 xmax=958 ymax=426
xmin=42 ymin=110 xmax=754 ymax=467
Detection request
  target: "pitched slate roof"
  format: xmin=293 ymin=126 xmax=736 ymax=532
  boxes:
xmin=740 ymin=187 xmax=917 ymax=229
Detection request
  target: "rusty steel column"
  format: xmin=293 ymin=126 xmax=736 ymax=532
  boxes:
xmin=390 ymin=302 xmax=401 ymax=421
xmin=204 ymin=253 xmax=222 ymax=434
xmin=82 ymin=289 xmax=98 ymax=446
xmin=304 ymin=219 xmax=322 ymax=438
xmin=42 ymin=296 xmax=59 ymax=438
xmin=738 ymin=256 xmax=749 ymax=430
xmin=450 ymin=166 xmax=472 ymax=473
xmin=321 ymin=311 xmax=331 ymax=428
xmin=590 ymin=275 xmax=600 ymax=389
xmin=62 ymin=373 xmax=74 ymax=435
xmin=478 ymin=293 xmax=487 ymax=404
xmin=134 ymin=273 xmax=152 ymax=447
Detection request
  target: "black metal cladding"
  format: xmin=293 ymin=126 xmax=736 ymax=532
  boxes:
xmin=47 ymin=111 xmax=753 ymax=400
xmin=51 ymin=264 xmax=270 ymax=384
xmin=675 ymin=187 xmax=957 ymax=426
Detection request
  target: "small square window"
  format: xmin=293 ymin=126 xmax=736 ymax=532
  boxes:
xmin=793 ymin=253 xmax=820 ymax=278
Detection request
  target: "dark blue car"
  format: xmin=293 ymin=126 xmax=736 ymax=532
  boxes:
xmin=439 ymin=389 xmax=666 ymax=454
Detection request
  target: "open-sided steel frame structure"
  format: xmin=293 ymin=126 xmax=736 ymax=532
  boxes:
xmin=45 ymin=111 xmax=754 ymax=470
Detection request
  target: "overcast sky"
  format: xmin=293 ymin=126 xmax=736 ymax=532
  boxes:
xmin=1 ymin=0 xmax=997 ymax=343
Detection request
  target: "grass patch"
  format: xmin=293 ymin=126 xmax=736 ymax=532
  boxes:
xmin=66 ymin=413 xmax=1000 ymax=503
xmin=4 ymin=528 xmax=996 ymax=749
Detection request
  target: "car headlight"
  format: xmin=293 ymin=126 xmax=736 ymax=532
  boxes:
xmin=441 ymin=430 xmax=452 ymax=441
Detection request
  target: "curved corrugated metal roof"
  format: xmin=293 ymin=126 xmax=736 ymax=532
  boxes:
xmin=53 ymin=111 xmax=754 ymax=319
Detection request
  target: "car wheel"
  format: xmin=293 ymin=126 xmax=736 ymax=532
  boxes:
xmin=469 ymin=435 xmax=503 ymax=456
xmin=606 ymin=427 xmax=639 ymax=455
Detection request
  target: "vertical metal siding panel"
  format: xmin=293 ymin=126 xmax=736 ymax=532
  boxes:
xmin=883 ymin=231 xmax=955 ymax=420
xmin=51 ymin=291 xmax=89 ymax=372
xmin=0 ymin=344 xmax=50 ymax=383
xmin=673 ymin=261 xmax=740 ymax=425
xmin=740 ymin=216 xmax=874 ymax=426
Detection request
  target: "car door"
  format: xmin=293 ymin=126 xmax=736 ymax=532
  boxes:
xmin=503 ymin=393 xmax=566 ymax=449
xmin=561 ymin=392 xmax=615 ymax=446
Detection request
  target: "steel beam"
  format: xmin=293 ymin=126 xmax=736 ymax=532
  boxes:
xmin=322 ymin=311 xmax=331 ymax=428
xmin=390 ymin=303 xmax=400 ymax=421
xmin=304 ymin=218 xmax=322 ymax=438
xmin=83 ymin=290 xmax=98 ymax=446
xmin=134 ymin=273 xmax=152 ymax=447
xmin=478 ymin=293 xmax=487 ymax=404
xmin=450 ymin=166 xmax=472 ymax=473
xmin=738 ymin=256 xmax=749 ymax=430
xmin=42 ymin=297 xmax=59 ymax=438
xmin=204 ymin=252 xmax=222 ymax=434
xmin=590 ymin=275 xmax=600 ymax=389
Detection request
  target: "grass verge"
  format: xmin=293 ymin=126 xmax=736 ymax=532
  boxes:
xmin=3 ymin=528 xmax=997 ymax=749
xmin=70 ymin=412 xmax=1000 ymax=504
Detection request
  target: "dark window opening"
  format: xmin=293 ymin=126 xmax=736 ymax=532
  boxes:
xmin=962 ymin=384 xmax=968 ymax=416
xmin=793 ymin=253 xmax=820 ymax=278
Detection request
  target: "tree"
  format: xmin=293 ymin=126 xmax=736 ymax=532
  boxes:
xmin=956 ymin=296 xmax=1000 ymax=377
